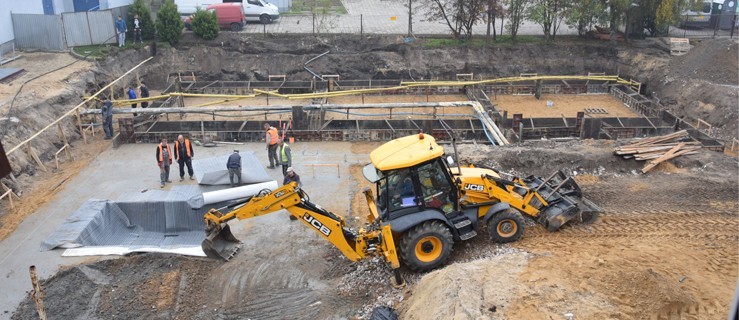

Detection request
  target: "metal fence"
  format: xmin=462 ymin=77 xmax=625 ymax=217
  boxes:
xmin=62 ymin=11 xmax=117 ymax=47
xmin=11 ymin=8 xmax=125 ymax=51
xmin=669 ymin=14 xmax=738 ymax=38
xmin=239 ymin=13 xmax=578 ymax=36
xmin=11 ymin=14 xmax=66 ymax=51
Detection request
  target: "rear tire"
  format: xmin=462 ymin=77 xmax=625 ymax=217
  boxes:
xmin=260 ymin=14 xmax=271 ymax=24
xmin=488 ymin=209 xmax=525 ymax=243
xmin=399 ymin=221 xmax=453 ymax=272
xmin=230 ymin=23 xmax=242 ymax=31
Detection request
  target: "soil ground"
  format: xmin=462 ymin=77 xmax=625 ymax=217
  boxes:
xmin=1 ymin=35 xmax=738 ymax=320
xmin=10 ymin=140 xmax=739 ymax=320
xmin=492 ymin=94 xmax=640 ymax=118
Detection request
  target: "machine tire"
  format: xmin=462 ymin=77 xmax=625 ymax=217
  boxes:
xmin=260 ymin=14 xmax=271 ymax=24
xmin=230 ymin=22 xmax=242 ymax=31
xmin=399 ymin=221 xmax=453 ymax=272
xmin=488 ymin=209 xmax=525 ymax=243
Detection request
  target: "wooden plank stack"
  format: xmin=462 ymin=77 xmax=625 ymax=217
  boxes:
xmin=614 ymin=130 xmax=702 ymax=173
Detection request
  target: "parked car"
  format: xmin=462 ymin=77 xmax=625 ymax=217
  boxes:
xmin=176 ymin=0 xmax=280 ymax=24
xmin=185 ymin=3 xmax=246 ymax=31
xmin=241 ymin=0 xmax=280 ymax=24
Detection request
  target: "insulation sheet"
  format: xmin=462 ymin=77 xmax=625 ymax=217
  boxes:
xmin=192 ymin=152 xmax=271 ymax=185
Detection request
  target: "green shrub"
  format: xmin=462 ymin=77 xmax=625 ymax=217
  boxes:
xmin=191 ymin=8 xmax=220 ymax=40
xmin=128 ymin=0 xmax=155 ymax=40
xmin=156 ymin=0 xmax=184 ymax=45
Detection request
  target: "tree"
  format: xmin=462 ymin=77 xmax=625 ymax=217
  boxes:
xmin=506 ymin=0 xmax=530 ymax=41
xmin=128 ymin=0 xmax=155 ymax=40
xmin=564 ymin=0 xmax=608 ymax=36
xmin=156 ymin=0 xmax=184 ymax=45
xmin=655 ymin=0 xmax=677 ymax=34
xmin=606 ymin=0 xmax=630 ymax=45
xmin=527 ymin=0 xmax=569 ymax=40
xmin=425 ymin=0 xmax=487 ymax=39
xmin=191 ymin=9 xmax=219 ymax=40
xmin=484 ymin=0 xmax=505 ymax=41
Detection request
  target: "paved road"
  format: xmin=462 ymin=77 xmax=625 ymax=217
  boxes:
xmin=245 ymin=0 xmax=578 ymax=36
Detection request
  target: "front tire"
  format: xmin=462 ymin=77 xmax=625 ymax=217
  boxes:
xmin=488 ymin=209 xmax=525 ymax=243
xmin=230 ymin=23 xmax=242 ymax=31
xmin=399 ymin=221 xmax=453 ymax=272
xmin=260 ymin=14 xmax=271 ymax=24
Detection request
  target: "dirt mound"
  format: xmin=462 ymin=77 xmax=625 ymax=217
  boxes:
xmin=12 ymin=254 xmax=221 ymax=320
xmin=620 ymin=38 xmax=739 ymax=140
xmin=671 ymin=38 xmax=739 ymax=86
xmin=399 ymin=251 xmax=530 ymax=320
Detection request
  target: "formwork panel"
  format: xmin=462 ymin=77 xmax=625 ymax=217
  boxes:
xmin=492 ymin=94 xmax=639 ymax=118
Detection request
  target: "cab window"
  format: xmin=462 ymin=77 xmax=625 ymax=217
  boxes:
xmin=417 ymin=160 xmax=455 ymax=213
xmin=247 ymin=0 xmax=262 ymax=6
xmin=385 ymin=168 xmax=418 ymax=212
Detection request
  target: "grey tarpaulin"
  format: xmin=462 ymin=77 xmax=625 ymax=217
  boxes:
xmin=41 ymin=185 xmax=222 ymax=252
xmin=192 ymin=151 xmax=271 ymax=185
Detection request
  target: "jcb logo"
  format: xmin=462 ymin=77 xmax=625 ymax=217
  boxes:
xmin=303 ymin=213 xmax=332 ymax=237
xmin=464 ymin=184 xmax=484 ymax=191
xmin=274 ymin=190 xmax=286 ymax=198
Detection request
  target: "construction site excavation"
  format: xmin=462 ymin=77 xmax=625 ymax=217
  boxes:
xmin=0 ymin=34 xmax=737 ymax=320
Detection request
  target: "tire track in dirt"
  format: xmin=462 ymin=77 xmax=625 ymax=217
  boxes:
xmin=525 ymin=210 xmax=739 ymax=242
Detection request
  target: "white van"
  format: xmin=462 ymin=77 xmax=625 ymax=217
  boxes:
xmin=175 ymin=0 xmax=280 ymax=24
xmin=240 ymin=0 xmax=280 ymax=24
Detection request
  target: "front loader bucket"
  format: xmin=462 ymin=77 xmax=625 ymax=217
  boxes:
xmin=526 ymin=170 xmax=602 ymax=231
xmin=202 ymin=224 xmax=241 ymax=261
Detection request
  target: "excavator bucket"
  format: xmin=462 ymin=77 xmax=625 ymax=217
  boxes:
xmin=524 ymin=170 xmax=602 ymax=231
xmin=201 ymin=223 xmax=241 ymax=261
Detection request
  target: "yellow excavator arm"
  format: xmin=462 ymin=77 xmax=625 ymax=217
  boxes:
xmin=202 ymin=182 xmax=401 ymax=276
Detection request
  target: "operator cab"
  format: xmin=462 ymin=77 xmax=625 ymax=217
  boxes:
xmin=363 ymin=134 xmax=459 ymax=220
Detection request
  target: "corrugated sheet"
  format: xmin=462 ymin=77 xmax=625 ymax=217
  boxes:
xmin=62 ymin=12 xmax=93 ymax=47
xmin=87 ymin=10 xmax=117 ymax=44
xmin=11 ymin=13 xmax=65 ymax=51
xmin=63 ymin=11 xmax=117 ymax=47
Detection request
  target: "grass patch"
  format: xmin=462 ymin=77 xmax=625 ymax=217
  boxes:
xmin=423 ymin=35 xmax=543 ymax=48
xmin=285 ymin=0 xmax=347 ymax=15
xmin=72 ymin=45 xmax=111 ymax=60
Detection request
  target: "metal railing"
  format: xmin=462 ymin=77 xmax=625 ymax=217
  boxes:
xmin=670 ymin=14 xmax=738 ymax=38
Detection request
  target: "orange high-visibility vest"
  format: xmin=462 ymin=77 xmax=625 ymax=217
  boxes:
xmin=175 ymin=139 xmax=192 ymax=159
xmin=157 ymin=144 xmax=171 ymax=162
xmin=267 ymin=127 xmax=278 ymax=145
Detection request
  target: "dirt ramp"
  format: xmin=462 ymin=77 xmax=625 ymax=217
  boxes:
xmin=399 ymin=252 xmax=530 ymax=320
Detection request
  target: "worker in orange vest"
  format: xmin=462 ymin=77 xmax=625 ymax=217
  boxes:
xmin=264 ymin=123 xmax=279 ymax=169
xmin=155 ymin=138 xmax=173 ymax=188
xmin=174 ymin=134 xmax=195 ymax=182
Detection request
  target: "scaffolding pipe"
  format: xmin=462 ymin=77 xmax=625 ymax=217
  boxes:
xmin=82 ymin=101 xmax=479 ymax=115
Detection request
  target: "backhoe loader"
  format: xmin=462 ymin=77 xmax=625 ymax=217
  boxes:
xmin=202 ymin=133 xmax=600 ymax=278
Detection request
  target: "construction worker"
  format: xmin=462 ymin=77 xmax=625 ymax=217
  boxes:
xmin=139 ymin=81 xmax=150 ymax=109
xmin=127 ymin=86 xmax=137 ymax=116
xmin=264 ymin=123 xmax=279 ymax=169
xmin=277 ymin=139 xmax=292 ymax=176
xmin=156 ymin=138 xmax=173 ymax=188
xmin=226 ymin=150 xmax=242 ymax=187
xmin=283 ymin=167 xmax=301 ymax=186
xmin=101 ymin=98 xmax=114 ymax=140
xmin=174 ymin=134 xmax=195 ymax=182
